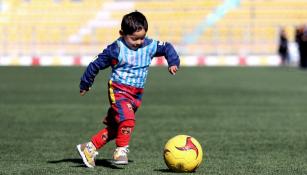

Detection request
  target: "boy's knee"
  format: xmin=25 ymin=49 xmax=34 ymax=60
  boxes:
xmin=119 ymin=120 xmax=135 ymax=135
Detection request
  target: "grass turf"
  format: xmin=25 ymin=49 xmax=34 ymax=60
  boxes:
xmin=0 ymin=66 xmax=307 ymax=174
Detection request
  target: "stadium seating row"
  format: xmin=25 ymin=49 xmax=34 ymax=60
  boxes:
xmin=0 ymin=0 xmax=306 ymax=56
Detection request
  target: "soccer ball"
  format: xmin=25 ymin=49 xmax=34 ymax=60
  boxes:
xmin=163 ymin=135 xmax=203 ymax=172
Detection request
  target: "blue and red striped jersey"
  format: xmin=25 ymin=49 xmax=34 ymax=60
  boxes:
xmin=80 ymin=37 xmax=180 ymax=90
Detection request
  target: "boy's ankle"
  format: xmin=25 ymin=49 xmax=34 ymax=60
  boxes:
xmin=88 ymin=142 xmax=97 ymax=150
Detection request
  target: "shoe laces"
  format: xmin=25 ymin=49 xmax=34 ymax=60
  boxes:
xmin=116 ymin=146 xmax=129 ymax=155
xmin=86 ymin=143 xmax=99 ymax=158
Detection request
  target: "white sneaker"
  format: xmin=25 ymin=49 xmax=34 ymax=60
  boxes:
xmin=76 ymin=142 xmax=98 ymax=168
xmin=113 ymin=146 xmax=129 ymax=165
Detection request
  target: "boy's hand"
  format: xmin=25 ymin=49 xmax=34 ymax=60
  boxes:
xmin=168 ymin=65 xmax=178 ymax=75
xmin=80 ymin=88 xmax=91 ymax=96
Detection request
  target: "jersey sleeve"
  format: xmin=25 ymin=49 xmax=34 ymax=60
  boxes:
xmin=154 ymin=41 xmax=180 ymax=67
xmin=80 ymin=42 xmax=119 ymax=91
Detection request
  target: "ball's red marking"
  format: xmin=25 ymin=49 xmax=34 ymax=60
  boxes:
xmin=175 ymin=137 xmax=199 ymax=159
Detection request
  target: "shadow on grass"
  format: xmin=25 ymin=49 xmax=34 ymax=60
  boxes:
xmin=154 ymin=169 xmax=197 ymax=173
xmin=47 ymin=158 xmax=133 ymax=169
xmin=154 ymin=169 xmax=178 ymax=173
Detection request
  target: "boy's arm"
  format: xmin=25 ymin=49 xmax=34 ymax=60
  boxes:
xmin=154 ymin=41 xmax=180 ymax=75
xmin=80 ymin=42 xmax=119 ymax=95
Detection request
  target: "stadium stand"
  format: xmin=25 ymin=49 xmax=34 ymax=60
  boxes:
xmin=0 ymin=0 xmax=306 ymax=65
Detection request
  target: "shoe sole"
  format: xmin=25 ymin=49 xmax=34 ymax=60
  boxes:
xmin=112 ymin=160 xmax=128 ymax=165
xmin=76 ymin=144 xmax=94 ymax=168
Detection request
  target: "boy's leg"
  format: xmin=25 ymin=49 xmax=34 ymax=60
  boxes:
xmin=116 ymin=119 xmax=135 ymax=147
xmin=91 ymin=126 xmax=117 ymax=149
xmin=76 ymin=108 xmax=117 ymax=168
xmin=111 ymin=98 xmax=136 ymax=146
xmin=77 ymin=125 xmax=116 ymax=168
xmin=91 ymin=108 xmax=118 ymax=149
xmin=108 ymin=81 xmax=143 ymax=164
xmin=113 ymin=119 xmax=135 ymax=165
xmin=111 ymin=100 xmax=136 ymax=165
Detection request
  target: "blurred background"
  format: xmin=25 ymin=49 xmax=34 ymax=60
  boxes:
xmin=0 ymin=0 xmax=306 ymax=66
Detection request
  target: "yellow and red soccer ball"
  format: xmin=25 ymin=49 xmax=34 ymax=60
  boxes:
xmin=163 ymin=135 xmax=203 ymax=172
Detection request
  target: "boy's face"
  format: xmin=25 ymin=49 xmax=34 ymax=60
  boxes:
xmin=121 ymin=28 xmax=146 ymax=50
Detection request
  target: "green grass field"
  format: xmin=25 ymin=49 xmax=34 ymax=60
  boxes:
xmin=1 ymin=66 xmax=307 ymax=175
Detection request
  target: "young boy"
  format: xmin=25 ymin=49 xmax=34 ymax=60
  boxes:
xmin=76 ymin=11 xmax=180 ymax=168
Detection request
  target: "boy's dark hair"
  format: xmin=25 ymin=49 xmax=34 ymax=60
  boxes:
xmin=121 ymin=11 xmax=148 ymax=35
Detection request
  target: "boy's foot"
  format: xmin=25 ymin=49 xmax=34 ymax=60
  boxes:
xmin=113 ymin=146 xmax=129 ymax=165
xmin=76 ymin=142 xmax=98 ymax=168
